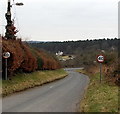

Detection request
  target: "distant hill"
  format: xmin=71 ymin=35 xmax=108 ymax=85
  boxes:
xmin=26 ymin=41 xmax=44 ymax=43
xmin=28 ymin=38 xmax=119 ymax=68
xmin=26 ymin=41 xmax=55 ymax=43
xmin=28 ymin=38 xmax=119 ymax=54
xmin=28 ymin=38 xmax=120 ymax=85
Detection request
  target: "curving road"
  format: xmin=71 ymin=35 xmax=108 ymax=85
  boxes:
xmin=2 ymin=68 xmax=89 ymax=112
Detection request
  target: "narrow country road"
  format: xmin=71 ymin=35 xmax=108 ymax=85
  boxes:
xmin=2 ymin=68 xmax=89 ymax=112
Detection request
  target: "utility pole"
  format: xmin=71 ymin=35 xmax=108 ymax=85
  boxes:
xmin=5 ymin=0 xmax=18 ymax=40
xmin=5 ymin=0 xmax=24 ymax=40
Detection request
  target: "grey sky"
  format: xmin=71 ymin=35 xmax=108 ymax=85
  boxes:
xmin=0 ymin=0 xmax=119 ymax=41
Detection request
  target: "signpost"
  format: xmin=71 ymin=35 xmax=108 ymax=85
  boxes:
xmin=97 ymin=55 xmax=104 ymax=83
xmin=3 ymin=52 xmax=10 ymax=80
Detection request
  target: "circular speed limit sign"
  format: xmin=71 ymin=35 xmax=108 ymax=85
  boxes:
xmin=97 ymin=55 xmax=104 ymax=63
xmin=3 ymin=52 xmax=10 ymax=59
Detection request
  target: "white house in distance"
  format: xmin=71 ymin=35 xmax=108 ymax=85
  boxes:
xmin=56 ymin=51 xmax=63 ymax=56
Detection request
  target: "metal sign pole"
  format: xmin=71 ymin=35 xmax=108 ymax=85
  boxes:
xmin=97 ymin=54 xmax=104 ymax=83
xmin=3 ymin=52 xmax=10 ymax=80
xmin=5 ymin=58 xmax=8 ymax=80
xmin=100 ymin=63 xmax=102 ymax=83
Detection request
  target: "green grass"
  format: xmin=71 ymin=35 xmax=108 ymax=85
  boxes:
xmin=57 ymin=55 xmax=72 ymax=61
xmin=79 ymin=71 xmax=119 ymax=112
xmin=2 ymin=69 xmax=68 ymax=97
xmin=76 ymin=69 xmax=86 ymax=74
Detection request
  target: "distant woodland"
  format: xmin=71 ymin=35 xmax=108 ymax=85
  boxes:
xmin=29 ymin=38 xmax=120 ymax=85
xmin=29 ymin=38 xmax=118 ymax=54
xmin=29 ymin=38 xmax=119 ymax=67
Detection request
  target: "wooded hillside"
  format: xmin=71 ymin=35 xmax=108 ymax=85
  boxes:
xmin=29 ymin=38 xmax=118 ymax=54
xmin=29 ymin=38 xmax=120 ymax=85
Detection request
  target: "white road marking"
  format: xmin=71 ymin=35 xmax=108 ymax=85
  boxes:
xmin=49 ymin=86 xmax=53 ymax=89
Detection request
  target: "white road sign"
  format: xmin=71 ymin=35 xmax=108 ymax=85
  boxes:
xmin=97 ymin=55 xmax=104 ymax=63
xmin=3 ymin=52 xmax=10 ymax=59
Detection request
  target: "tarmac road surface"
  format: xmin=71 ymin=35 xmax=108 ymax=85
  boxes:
xmin=2 ymin=68 xmax=89 ymax=112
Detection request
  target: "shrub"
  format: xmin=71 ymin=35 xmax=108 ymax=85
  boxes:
xmin=2 ymin=38 xmax=61 ymax=78
xmin=37 ymin=57 xmax=43 ymax=70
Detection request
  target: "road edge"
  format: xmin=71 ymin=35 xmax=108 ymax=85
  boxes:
xmin=2 ymin=70 xmax=68 ymax=97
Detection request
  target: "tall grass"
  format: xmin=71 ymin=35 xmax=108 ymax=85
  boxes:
xmin=2 ymin=69 xmax=68 ymax=97
xmin=79 ymin=72 xmax=118 ymax=112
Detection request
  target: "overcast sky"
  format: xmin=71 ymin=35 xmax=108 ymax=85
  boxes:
xmin=0 ymin=0 xmax=119 ymax=41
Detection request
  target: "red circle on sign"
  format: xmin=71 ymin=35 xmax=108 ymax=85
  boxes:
xmin=3 ymin=52 xmax=10 ymax=59
xmin=97 ymin=55 xmax=104 ymax=63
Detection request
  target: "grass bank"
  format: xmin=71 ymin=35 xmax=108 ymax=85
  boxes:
xmin=2 ymin=69 xmax=68 ymax=97
xmin=77 ymin=69 xmax=119 ymax=112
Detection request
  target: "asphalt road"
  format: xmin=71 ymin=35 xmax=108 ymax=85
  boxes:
xmin=2 ymin=68 xmax=89 ymax=112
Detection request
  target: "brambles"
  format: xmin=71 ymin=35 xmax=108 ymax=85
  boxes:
xmin=2 ymin=38 xmax=61 ymax=78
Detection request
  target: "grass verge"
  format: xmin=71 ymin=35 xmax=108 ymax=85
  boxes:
xmin=2 ymin=69 xmax=68 ymax=97
xmin=77 ymin=69 xmax=119 ymax=112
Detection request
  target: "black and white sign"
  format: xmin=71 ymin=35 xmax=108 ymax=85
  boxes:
xmin=3 ymin=52 xmax=11 ymax=80
xmin=97 ymin=55 xmax=104 ymax=63
xmin=3 ymin=52 xmax=10 ymax=59
xmin=97 ymin=54 xmax=105 ymax=83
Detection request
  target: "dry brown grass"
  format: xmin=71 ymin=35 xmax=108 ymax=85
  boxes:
xmin=2 ymin=69 xmax=67 ymax=97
